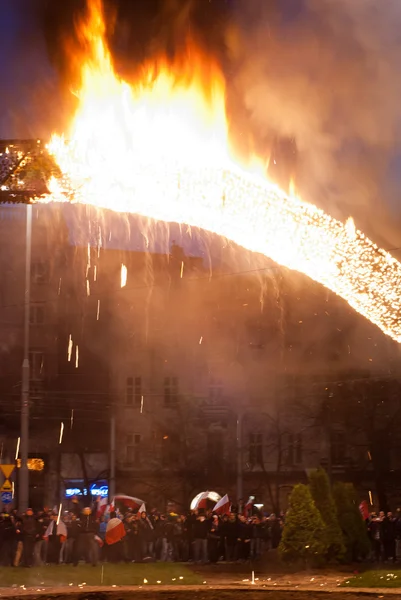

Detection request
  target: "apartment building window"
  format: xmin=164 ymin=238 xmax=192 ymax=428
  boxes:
xmin=31 ymin=261 xmax=49 ymax=284
xmin=126 ymin=434 xmax=141 ymax=464
xmin=164 ymin=376 xmax=178 ymax=407
xmin=285 ymin=433 xmax=303 ymax=466
xmin=249 ymin=433 xmax=263 ymax=465
xmin=331 ymin=431 xmax=346 ymax=465
xmin=30 ymin=303 xmax=45 ymax=325
xmin=126 ymin=376 xmax=142 ymax=407
xmin=29 ymin=348 xmax=45 ymax=380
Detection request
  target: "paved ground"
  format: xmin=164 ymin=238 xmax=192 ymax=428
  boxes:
xmin=0 ymin=563 xmax=398 ymax=599
xmin=0 ymin=574 xmax=399 ymax=599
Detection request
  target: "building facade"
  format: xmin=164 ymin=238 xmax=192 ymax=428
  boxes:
xmin=0 ymin=198 xmax=400 ymax=511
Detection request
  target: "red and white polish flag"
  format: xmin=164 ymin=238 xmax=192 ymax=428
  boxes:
xmin=105 ymin=517 xmax=126 ymax=545
xmin=213 ymin=494 xmax=231 ymax=515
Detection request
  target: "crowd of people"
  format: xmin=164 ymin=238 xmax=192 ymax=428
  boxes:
xmin=0 ymin=500 xmax=284 ymax=567
xmin=3 ymin=500 xmax=401 ymax=568
xmin=367 ymin=510 xmax=401 ymax=563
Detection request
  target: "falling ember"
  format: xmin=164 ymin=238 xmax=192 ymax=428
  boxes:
xmin=97 ymin=299 xmax=100 ymax=320
xmin=67 ymin=335 xmax=73 ymax=362
xmin=57 ymin=503 xmax=62 ymax=525
xmin=180 ymin=261 xmax=184 ymax=278
xmin=140 ymin=395 xmax=144 ymax=414
xmin=75 ymin=345 xmax=79 ymax=368
xmin=369 ymin=490 xmax=373 ymax=505
xmin=70 ymin=409 xmax=74 ymax=429
xmin=86 ymin=279 xmax=90 ymax=296
xmin=367 ymin=450 xmax=372 ymax=461
xmin=199 ymin=336 xmax=203 ymax=344
xmin=94 ymin=265 xmax=97 ymax=281
xmin=59 ymin=422 xmax=64 ymax=444
xmin=58 ymin=278 xmax=62 ymax=295
xmin=15 ymin=437 xmax=20 ymax=460
xmin=121 ymin=264 xmax=127 ymax=288
xmin=43 ymin=0 xmax=401 ymax=343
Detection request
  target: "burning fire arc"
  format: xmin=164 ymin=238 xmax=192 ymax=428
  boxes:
xmin=41 ymin=0 xmax=401 ymax=343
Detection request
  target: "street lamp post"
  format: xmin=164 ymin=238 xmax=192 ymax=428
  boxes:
xmin=236 ymin=410 xmax=243 ymax=502
xmin=19 ymin=204 xmax=32 ymax=513
xmin=109 ymin=411 xmax=116 ymax=501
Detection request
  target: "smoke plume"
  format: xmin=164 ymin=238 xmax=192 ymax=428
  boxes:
xmin=11 ymin=0 xmax=401 ymax=246
xmin=227 ymin=0 xmax=401 ymax=246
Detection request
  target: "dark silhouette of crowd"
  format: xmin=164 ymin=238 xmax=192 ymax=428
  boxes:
xmin=0 ymin=501 xmax=284 ymax=567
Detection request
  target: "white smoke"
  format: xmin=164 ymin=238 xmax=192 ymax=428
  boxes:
xmin=228 ymin=0 xmax=401 ymax=247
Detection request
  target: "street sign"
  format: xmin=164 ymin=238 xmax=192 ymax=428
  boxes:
xmin=0 ymin=480 xmax=12 ymax=492
xmin=0 ymin=465 xmax=14 ymax=479
xmin=1 ymin=491 xmax=12 ymax=505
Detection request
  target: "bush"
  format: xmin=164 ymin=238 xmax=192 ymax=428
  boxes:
xmin=332 ymin=482 xmax=371 ymax=562
xmin=279 ymin=483 xmax=327 ymax=566
xmin=309 ymin=469 xmax=346 ymax=562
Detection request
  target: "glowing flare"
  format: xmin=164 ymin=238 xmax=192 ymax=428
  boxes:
xmin=67 ymin=335 xmax=73 ymax=362
xmin=121 ymin=264 xmax=127 ymax=288
xmin=44 ymin=0 xmax=401 ymax=344
xmin=59 ymin=422 xmax=64 ymax=444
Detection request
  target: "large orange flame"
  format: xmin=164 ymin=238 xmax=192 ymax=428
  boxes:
xmin=47 ymin=0 xmax=401 ymax=344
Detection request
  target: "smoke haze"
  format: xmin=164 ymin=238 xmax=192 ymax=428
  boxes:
xmin=227 ymin=0 xmax=401 ymax=245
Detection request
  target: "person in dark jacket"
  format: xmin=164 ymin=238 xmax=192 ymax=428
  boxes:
xmin=193 ymin=515 xmax=208 ymax=563
xmin=383 ymin=512 xmax=397 ymax=563
xmin=74 ymin=507 xmax=98 ymax=566
xmin=223 ymin=514 xmax=239 ymax=562
xmin=0 ymin=514 xmax=16 ymax=566
xmin=370 ymin=514 xmax=383 ymax=562
xmin=208 ymin=515 xmax=221 ymax=563
xmin=35 ymin=511 xmax=50 ymax=566
xmin=138 ymin=512 xmax=154 ymax=560
xmin=237 ymin=516 xmax=252 ymax=561
xmin=21 ymin=508 xmax=39 ymax=567
xmin=270 ymin=514 xmax=282 ymax=549
xmin=124 ymin=514 xmax=141 ymax=562
xmin=66 ymin=513 xmax=81 ymax=564
xmin=71 ymin=497 xmax=81 ymax=519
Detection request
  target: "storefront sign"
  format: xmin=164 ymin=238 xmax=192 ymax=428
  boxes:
xmin=65 ymin=481 xmax=108 ymax=498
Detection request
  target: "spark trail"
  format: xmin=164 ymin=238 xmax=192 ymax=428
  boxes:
xmin=42 ymin=0 xmax=401 ymax=343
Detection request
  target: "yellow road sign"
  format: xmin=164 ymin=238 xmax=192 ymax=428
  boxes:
xmin=0 ymin=480 xmax=12 ymax=492
xmin=0 ymin=465 xmax=14 ymax=479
